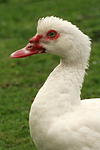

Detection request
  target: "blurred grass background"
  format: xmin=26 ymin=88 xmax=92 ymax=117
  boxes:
xmin=0 ymin=0 xmax=100 ymax=149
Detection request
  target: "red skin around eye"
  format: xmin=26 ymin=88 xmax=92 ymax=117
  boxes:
xmin=45 ymin=30 xmax=60 ymax=40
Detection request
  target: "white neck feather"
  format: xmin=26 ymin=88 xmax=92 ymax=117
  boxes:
xmin=33 ymin=56 xmax=87 ymax=118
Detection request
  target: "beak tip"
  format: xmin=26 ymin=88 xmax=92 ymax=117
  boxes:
xmin=10 ymin=48 xmax=33 ymax=58
xmin=10 ymin=52 xmax=15 ymax=59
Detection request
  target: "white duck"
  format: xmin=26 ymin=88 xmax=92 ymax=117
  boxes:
xmin=10 ymin=16 xmax=100 ymax=150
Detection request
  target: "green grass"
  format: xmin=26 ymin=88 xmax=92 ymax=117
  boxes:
xmin=0 ymin=0 xmax=100 ymax=149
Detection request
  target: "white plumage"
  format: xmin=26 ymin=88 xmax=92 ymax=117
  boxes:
xmin=11 ymin=16 xmax=100 ymax=150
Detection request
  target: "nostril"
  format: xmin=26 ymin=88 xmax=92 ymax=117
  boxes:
xmin=27 ymin=45 xmax=33 ymax=50
xmin=28 ymin=46 xmax=33 ymax=49
xmin=26 ymin=43 xmax=34 ymax=50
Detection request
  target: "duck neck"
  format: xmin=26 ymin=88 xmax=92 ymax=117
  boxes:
xmin=57 ymin=57 xmax=86 ymax=106
xmin=34 ymin=57 xmax=86 ymax=115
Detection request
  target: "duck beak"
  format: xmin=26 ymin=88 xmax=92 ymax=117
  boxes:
xmin=10 ymin=43 xmax=45 ymax=58
xmin=10 ymin=34 xmax=45 ymax=58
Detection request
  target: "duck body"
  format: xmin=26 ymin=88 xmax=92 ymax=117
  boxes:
xmin=29 ymin=63 xmax=100 ymax=150
xmin=10 ymin=16 xmax=100 ymax=149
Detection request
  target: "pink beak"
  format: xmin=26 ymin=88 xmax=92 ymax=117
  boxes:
xmin=10 ymin=34 xmax=45 ymax=58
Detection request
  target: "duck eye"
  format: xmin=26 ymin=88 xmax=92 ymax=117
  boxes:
xmin=46 ymin=30 xmax=60 ymax=40
xmin=49 ymin=32 xmax=56 ymax=37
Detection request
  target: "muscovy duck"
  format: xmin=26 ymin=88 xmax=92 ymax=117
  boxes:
xmin=10 ymin=16 xmax=100 ymax=150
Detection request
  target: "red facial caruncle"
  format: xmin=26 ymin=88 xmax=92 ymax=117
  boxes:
xmin=27 ymin=34 xmax=45 ymax=53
